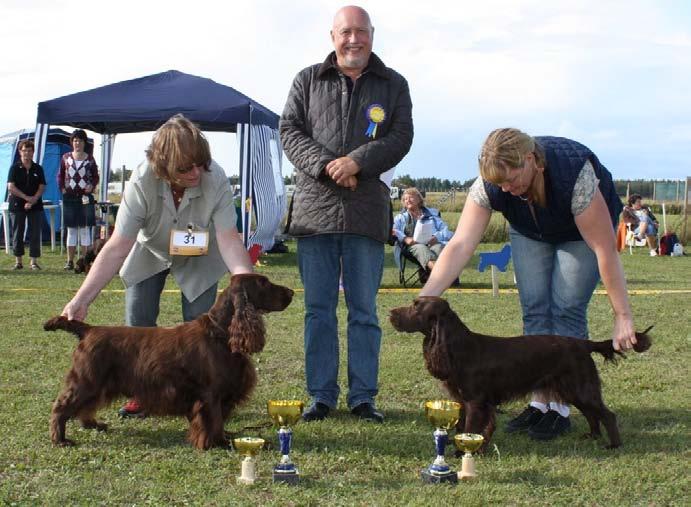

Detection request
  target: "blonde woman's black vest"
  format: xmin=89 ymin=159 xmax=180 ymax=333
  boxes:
xmin=484 ymin=136 xmax=623 ymax=243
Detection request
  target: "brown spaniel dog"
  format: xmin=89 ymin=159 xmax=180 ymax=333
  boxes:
xmin=74 ymin=238 xmax=108 ymax=274
xmin=45 ymin=273 xmax=293 ymax=449
xmin=390 ymin=297 xmax=652 ymax=450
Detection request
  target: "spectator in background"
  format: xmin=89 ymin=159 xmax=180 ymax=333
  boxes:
xmin=392 ymin=187 xmax=452 ymax=277
xmin=58 ymin=129 xmax=99 ymax=270
xmin=622 ymin=194 xmax=658 ymax=256
xmin=7 ymin=139 xmax=46 ymax=270
xmin=280 ymin=5 xmax=413 ymax=423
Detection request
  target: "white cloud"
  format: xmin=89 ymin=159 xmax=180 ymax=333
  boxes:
xmin=0 ymin=0 xmax=689 ymax=180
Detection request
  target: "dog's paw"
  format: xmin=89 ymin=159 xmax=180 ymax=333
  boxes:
xmin=81 ymin=421 xmax=108 ymax=432
xmin=54 ymin=439 xmax=76 ymax=447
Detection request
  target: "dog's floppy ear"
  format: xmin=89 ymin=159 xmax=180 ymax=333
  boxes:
xmin=421 ymin=299 xmax=453 ymax=380
xmin=228 ymin=286 xmax=266 ymax=354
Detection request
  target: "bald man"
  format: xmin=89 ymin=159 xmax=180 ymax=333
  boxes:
xmin=280 ymin=5 xmax=413 ymax=424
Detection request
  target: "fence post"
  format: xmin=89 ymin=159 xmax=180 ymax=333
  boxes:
xmin=491 ymin=266 xmax=499 ymax=297
xmin=682 ymin=177 xmax=689 ymax=243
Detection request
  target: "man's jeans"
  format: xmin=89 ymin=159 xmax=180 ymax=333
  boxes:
xmin=297 ymin=234 xmax=384 ymax=409
xmin=125 ymin=269 xmax=218 ymax=326
xmin=509 ymin=228 xmax=600 ymax=339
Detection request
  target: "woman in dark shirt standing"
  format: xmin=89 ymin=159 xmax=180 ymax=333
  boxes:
xmin=7 ymin=139 xmax=46 ymax=270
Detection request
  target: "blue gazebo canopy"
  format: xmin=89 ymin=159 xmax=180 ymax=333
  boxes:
xmin=34 ymin=70 xmax=284 ymax=249
xmin=36 ymin=70 xmax=278 ymax=133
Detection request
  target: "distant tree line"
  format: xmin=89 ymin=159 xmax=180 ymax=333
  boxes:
xmin=197 ymin=172 xmax=685 ymax=204
xmin=392 ymin=175 xmax=475 ymax=192
xmin=391 ymin=175 xmax=685 ymax=201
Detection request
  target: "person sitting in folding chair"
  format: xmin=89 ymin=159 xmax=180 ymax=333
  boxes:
xmin=622 ymin=194 xmax=658 ymax=256
xmin=392 ymin=187 xmax=453 ymax=285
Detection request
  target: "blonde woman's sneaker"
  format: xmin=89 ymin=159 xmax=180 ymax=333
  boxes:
xmin=12 ymin=263 xmax=23 ymax=270
xmin=64 ymin=260 xmax=74 ymax=270
xmin=505 ymin=405 xmax=544 ymax=433
xmin=650 ymin=249 xmax=658 ymax=256
xmin=527 ymin=409 xmax=571 ymax=440
xmin=30 ymin=263 xmax=41 ymax=270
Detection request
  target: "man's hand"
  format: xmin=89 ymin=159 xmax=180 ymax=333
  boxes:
xmin=427 ymin=236 xmax=439 ymax=246
xmin=326 ymin=157 xmax=360 ymax=186
xmin=342 ymin=175 xmax=358 ymax=190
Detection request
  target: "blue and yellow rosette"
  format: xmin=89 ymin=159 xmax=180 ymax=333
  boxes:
xmin=364 ymin=104 xmax=386 ymax=139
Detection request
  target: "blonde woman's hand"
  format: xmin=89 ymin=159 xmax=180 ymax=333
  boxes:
xmin=612 ymin=313 xmax=637 ymax=351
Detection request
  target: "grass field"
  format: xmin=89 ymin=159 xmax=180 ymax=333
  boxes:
xmin=0 ymin=244 xmax=689 ymax=506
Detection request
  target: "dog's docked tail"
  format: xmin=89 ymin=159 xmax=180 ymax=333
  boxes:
xmin=43 ymin=316 xmax=92 ymax=340
xmin=587 ymin=325 xmax=653 ymax=362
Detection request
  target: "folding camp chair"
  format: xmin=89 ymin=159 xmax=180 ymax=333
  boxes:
xmin=395 ymin=241 xmax=429 ymax=287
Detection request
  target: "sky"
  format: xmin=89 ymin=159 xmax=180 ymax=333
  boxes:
xmin=1 ymin=0 xmax=690 ymax=183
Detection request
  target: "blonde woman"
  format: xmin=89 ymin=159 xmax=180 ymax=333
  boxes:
xmin=61 ymin=114 xmax=253 ymax=418
xmin=420 ymin=128 xmax=635 ymax=441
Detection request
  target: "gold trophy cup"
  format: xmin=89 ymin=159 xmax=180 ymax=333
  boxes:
xmin=233 ymin=437 xmax=265 ymax=485
xmin=421 ymin=400 xmax=462 ymax=484
xmin=453 ymin=433 xmax=484 ymax=480
xmin=267 ymin=400 xmax=304 ymax=484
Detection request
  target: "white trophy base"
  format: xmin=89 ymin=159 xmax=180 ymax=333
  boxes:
xmin=458 ymin=455 xmax=477 ymax=480
xmin=237 ymin=457 xmax=258 ymax=485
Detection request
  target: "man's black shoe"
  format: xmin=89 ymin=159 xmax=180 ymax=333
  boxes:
xmin=351 ymin=403 xmax=384 ymax=423
xmin=527 ymin=410 xmax=571 ymax=440
xmin=302 ymin=402 xmax=330 ymax=422
xmin=505 ymin=405 xmax=545 ymax=433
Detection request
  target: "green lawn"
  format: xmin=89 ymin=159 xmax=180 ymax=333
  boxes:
xmin=0 ymin=244 xmax=689 ymax=506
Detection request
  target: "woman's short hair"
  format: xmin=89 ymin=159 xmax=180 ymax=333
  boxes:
xmin=17 ymin=139 xmax=35 ymax=151
xmin=628 ymin=194 xmax=642 ymax=207
xmin=478 ymin=128 xmax=540 ymax=185
xmin=146 ymin=114 xmax=212 ymax=184
xmin=70 ymin=129 xmax=88 ymax=143
xmin=402 ymin=187 xmax=424 ymax=206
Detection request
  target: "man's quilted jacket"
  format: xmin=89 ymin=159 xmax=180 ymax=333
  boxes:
xmin=280 ymin=51 xmax=413 ymax=243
